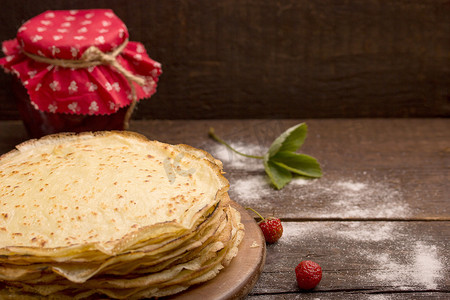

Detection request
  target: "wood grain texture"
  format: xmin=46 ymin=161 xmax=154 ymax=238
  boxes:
xmin=0 ymin=0 xmax=449 ymax=120
xmin=247 ymin=293 xmax=450 ymax=300
xmin=250 ymin=221 xmax=449 ymax=297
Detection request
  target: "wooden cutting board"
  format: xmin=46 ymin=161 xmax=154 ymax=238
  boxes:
xmin=168 ymin=200 xmax=266 ymax=300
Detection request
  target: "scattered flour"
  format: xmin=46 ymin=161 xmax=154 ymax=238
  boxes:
xmin=280 ymin=222 xmax=399 ymax=244
xmin=209 ymin=139 xmax=444 ymax=291
xmin=290 ymin=178 xmax=313 ymax=186
xmin=228 ymin=175 xmax=409 ymax=219
xmin=209 ymin=142 xmax=265 ymax=171
xmin=334 ymin=222 xmax=398 ymax=242
xmin=280 ymin=222 xmax=446 ymax=291
xmin=231 ymin=175 xmax=272 ymax=204
xmin=336 ymin=181 xmax=366 ymax=192
xmin=209 ymin=140 xmax=408 ymax=219
xmin=281 ymin=221 xmax=321 ymax=241
xmin=366 ymin=296 xmax=393 ymax=300
xmin=208 ymin=134 xmax=408 ymax=218
xmin=368 ymin=241 xmax=444 ymax=290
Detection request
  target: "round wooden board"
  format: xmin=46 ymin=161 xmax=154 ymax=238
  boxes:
xmin=167 ymin=200 xmax=266 ymax=300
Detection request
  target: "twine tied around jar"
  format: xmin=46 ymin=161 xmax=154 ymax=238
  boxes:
xmin=21 ymin=39 xmax=147 ymax=129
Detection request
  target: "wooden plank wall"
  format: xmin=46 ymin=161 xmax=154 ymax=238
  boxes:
xmin=0 ymin=0 xmax=449 ymax=120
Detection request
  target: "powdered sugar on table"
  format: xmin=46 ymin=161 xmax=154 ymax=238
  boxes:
xmin=208 ymin=138 xmax=447 ymax=292
xmin=209 ymin=142 xmax=409 ymax=219
xmin=226 ymin=174 xmax=409 ymax=219
xmin=279 ymin=222 xmax=447 ymax=291
xmin=210 ymin=142 xmax=265 ymax=172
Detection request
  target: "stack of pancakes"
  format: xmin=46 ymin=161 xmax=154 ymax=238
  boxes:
xmin=0 ymin=131 xmax=244 ymax=299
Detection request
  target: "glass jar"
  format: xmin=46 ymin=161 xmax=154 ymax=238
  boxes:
xmin=0 ymin=9 xmax=161 ymax=138
xmin=12 ymin=77 xmax=128 ymax=138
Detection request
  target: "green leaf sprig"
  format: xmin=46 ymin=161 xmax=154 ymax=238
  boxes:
xmin=209 ymin=123 xmax=322 ymax=189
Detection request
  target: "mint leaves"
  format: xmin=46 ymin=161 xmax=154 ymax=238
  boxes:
xmin=209 ymin=123 xmax=322 ymax=189
xmin=264 ymin=123 xmax=322 ymax=188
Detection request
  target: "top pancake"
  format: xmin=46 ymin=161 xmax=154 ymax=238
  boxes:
xmin=0 ymin=131 xmax=229 ymax=255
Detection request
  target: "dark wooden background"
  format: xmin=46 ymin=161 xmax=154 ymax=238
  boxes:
xmin=0 ymin=0 xmax=449 ymax=120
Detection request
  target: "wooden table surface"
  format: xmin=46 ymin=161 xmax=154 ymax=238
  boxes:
xmin=0 ymin=119 xmax=449 ymax=299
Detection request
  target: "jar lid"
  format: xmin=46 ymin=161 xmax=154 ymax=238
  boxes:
xmin=18 ymin=9 xmax=129 ymax=60
xmin=0 ymin=9 xmax=162 ymax=115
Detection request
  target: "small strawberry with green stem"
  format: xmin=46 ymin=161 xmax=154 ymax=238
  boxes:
xmin=246 ymin=207 xmax=283 ymax=243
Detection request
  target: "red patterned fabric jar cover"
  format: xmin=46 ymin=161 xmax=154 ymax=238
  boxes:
xmin=0 ymin=9 xmax=161 ymax=123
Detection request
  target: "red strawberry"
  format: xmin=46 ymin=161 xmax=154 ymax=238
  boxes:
xmin=246 ymin=208 xmax=283 ymax=243
xmin=258 ymin=217 xmax=283 ymax=243
xmin=295 ymin=260 xmax=322 ymax=290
